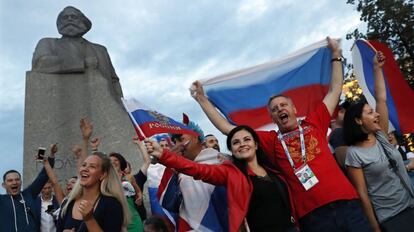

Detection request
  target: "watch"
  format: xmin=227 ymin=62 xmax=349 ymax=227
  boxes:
xmin=331 ymin=57 xmax=345 ymax=63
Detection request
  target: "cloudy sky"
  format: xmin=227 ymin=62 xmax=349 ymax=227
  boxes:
xmin=0 ymin=0 xmax=364 ymax=191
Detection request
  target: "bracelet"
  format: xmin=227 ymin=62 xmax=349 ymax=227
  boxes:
xmin=331 ymin=57 xmax=345 ymax=63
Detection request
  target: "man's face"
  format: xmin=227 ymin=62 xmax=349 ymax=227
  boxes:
xmin=159 ymin=140 xmax=170 ymax=150
xmin=204 ymin=135 xmax=220 ymax=151
xmin=2 ymin=172 xmax=21 ymax=196
xmin=268 ymin=96 xmax=298 ymax=133
xmin=58 ymin=8 xmax=88 ymax=37
xmin=41 ymin=182 xmax=53 ymax=199
xmin=388 ymin=132 xmax=398 ymax=146
xmin=172 ymin=134 xmax=200 ymax=160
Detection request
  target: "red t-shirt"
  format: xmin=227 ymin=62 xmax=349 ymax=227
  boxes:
xmin=257 ymin=102 xmax=358 ymax=218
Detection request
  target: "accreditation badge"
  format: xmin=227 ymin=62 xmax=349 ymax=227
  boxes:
xmin=295 ymin=164 xmax=319 ymax=191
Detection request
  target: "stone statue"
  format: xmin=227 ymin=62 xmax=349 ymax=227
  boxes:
xmin=24 ymin=6 xmax=142 ymax=189
xmin=32 ymin=6 xmax=123 ymax=98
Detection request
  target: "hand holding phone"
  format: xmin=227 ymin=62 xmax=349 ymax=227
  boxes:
xmin=37 ymin=147 xmax=46 ymax=160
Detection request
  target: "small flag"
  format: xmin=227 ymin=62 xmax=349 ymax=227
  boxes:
xmin=122 ymin=98 xmax=200 ymax=139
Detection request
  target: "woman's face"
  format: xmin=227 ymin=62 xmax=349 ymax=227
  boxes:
xmin=79 ymin=155 xmax=106 ymax=188
xmin=110 ymin=156 xmax=121 ymax=172
xmin=357 ymin=104 xmax=381 ymax=133
xmin=230 ymin=129 xmax=257 ymax=161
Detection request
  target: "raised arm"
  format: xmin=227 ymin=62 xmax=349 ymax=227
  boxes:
xmin=144 ymin=139 xmax=232 ymax=186
xmin=26 ymin=148 xmax=55 ymax=197
xmin=373 ymin=52 xmax=388 ymax=134
xmin=79 ymin=118 xmax=93 ymax=167
xmin=323 ymin=37 xmax=344 ymax=116
xmin=191 ymin=81 xmax=235 ymax=135
xmin=44 ymin=143 xmax=65 ymax=204
xmin=133 ymin=136 xmax=151 ymax=175
xmin=347 ymin=167 xmax=381 ymax=232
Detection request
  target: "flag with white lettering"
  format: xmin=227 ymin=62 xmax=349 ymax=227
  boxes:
xmin=122 ymin=98 xmax=199 ymax=139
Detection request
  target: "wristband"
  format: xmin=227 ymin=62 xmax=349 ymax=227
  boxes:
xmin=331 ymin=57 xmax=345 ymax=63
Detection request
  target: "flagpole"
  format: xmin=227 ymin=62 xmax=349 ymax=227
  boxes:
xmin=351 ymin=39 xmax=378 ymax=53
xmin=121 ymin=98 xmax=148 ymax=140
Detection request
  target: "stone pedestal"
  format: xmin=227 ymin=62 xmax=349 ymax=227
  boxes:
xmin=23 ymin=69 xmax=142 ymax=187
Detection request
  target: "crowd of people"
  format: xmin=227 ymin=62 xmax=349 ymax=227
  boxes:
xmin=2 ymin=37 xmax=414 ymax=232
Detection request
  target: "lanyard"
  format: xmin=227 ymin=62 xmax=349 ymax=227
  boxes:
xmin=277 ymin=123 xmax=306 ymax=170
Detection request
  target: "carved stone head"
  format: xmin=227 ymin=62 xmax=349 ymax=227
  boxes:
xmin=56 ymin=6 xmax=92 ymax=37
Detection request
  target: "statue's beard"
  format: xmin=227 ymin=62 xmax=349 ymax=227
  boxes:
xmin=58 ymin=23 xmax=88 ymax=37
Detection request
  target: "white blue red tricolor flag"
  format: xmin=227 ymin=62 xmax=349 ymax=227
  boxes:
xmin=122 ymin=98 xmax=199 ymax=139
xmin=352 ymin=40 xmax=414 ymax=134
xmin=199 ymin=38 xmax=335 ymax=129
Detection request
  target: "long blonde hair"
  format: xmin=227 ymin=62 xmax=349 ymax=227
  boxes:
xmin=61 ymin=152 xmax=130 ymax=226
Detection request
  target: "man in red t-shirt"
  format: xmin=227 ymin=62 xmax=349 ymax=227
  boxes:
xmin=191 ymin=37 xmax=371 ymax=231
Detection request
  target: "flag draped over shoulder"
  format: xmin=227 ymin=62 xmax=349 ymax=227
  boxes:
xmin=352 ymin=40 xmax=414 ymax=134
xmin=199 ymin=38 xmax=334 ymax=129
xmin=122 ymin=98 xmax=199 ymax=139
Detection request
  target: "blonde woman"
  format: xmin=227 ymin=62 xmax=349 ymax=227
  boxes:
xmin=56 ymin=152 xmax=130 ymax=232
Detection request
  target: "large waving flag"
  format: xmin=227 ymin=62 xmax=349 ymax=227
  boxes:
xmin=199 ymin=38 xmax=335 ymax=129
xmin=122 ymin=98 xmax=199 ymax=139
xmin=352 ymin=40 xmax=414 ymax=134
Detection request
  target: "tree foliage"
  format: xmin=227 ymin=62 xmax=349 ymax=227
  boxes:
xmin=346 ymin=0 xmax=414 ymax=89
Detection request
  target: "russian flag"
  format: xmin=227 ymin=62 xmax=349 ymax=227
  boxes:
xmin=122 ymin=98 xmax=199 ymax=139
xmin=200 ymin=38 xmax=335 ymax=129
xmin=352 ymin=40 xmax=414 ymax=134
xmin=157 ymin=169 xmax=228 ymax=232
xmin=147 ymin=164 xmax=178 ymax=231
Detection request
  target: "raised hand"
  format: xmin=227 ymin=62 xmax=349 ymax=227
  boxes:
xmin=144 ymin=139 xmax=163 ymax=158
xmin=90 ymin=137 xmax=101 ymax=151
xmin=327 ymin=36 xmax=341 ymax=57
xmin=50 ymin=143 xmax=58 ymax=157
xmin=72 ymin=145 xmax=82 ymax=160
xmin=190 ymin=81 xmax=207 ymax=102
xmin=132 ymin=136 xmax=141 ymax=145
xmin=80 ymin=118 xmax=93 ymax=140
xmin=373 ymin=51 xmax=386 ymax=69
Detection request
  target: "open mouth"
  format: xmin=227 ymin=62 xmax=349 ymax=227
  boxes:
xmin=11 ymin=186 xmax=18 ymax=191
xmin=80 ymin=173 xmax=89 ymax=181
xmin=279 ymin=113 xmax=289 ymax=123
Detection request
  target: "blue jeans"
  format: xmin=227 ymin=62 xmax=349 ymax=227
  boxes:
xmin=299 ymin=200 xmax=372 ymax=232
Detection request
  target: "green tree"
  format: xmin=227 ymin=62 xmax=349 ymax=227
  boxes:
xmin=346 ymin=0 xmax=414 ymax=89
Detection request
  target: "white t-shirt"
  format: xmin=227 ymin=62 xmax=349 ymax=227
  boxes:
xmin=40 ymin=196 xmax=56 ymax=232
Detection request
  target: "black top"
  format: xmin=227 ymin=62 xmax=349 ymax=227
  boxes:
xmin=247 ymin=172 xmax=292 ymax=232
xmin=329 ymin=128 xmax=346 ymax=149
xmin=56 ymin=195 xmax=123 ymax=232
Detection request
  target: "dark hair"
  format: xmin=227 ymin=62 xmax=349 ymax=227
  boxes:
xmin=109 ymin=152 xmax=127 ymax=171
xmin=339 ymin=100 xmax=350 ymax=110
xmin=144 ymin=215 xmax=169 ymax=232
xmin=3 ymin=169 xmax=21 ymax=182
xmin=226 ymin=125 xmax=277 ymax=177
xmin=343 ymin=99 xmax=369 ymax=145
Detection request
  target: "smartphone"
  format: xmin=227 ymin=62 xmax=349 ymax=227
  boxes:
xmin=37 ymin=147 xmax=46 ymax=160
xmin=45 ymin=204 xmax=55 ymax=214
